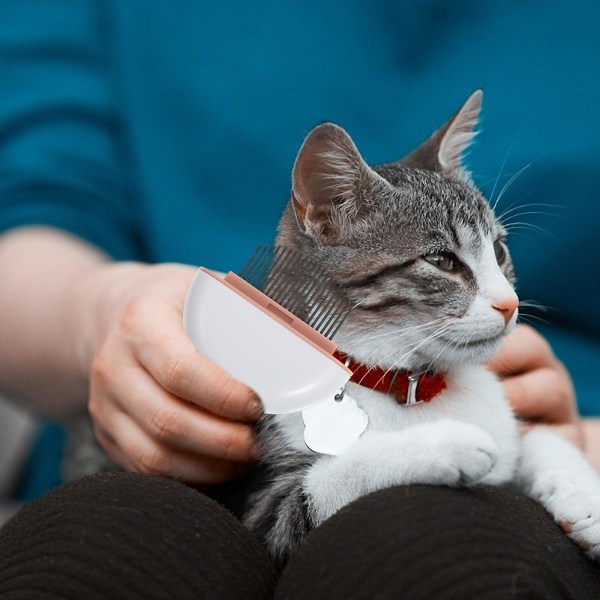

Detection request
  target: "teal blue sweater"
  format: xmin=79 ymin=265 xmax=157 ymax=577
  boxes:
xmin=1 ymin=1 xmax=598 ymax=414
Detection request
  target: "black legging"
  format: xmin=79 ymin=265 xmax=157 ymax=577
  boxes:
xmin=1 ymin=473 xmax=599 ymax=599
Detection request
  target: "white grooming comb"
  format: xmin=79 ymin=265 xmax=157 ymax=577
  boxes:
xmin=183 ymin=245 xmax=354 ymax=414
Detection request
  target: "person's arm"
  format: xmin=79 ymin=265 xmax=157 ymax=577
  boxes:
xmin=0 ymin=3 xmax=262 ymax=484
xmin=0 ymin=227 xmax=106 ymax=416
xmin=0 ymin=226 xmax=262 ymax=483
xmin=0 ymin=0 xmax=139 ymax=415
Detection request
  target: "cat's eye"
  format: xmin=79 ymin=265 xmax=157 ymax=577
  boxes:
xmin=423 ymin=253 xmax=456 ymax=272
xmin=494 ymin=240 xmax=507 ymax=265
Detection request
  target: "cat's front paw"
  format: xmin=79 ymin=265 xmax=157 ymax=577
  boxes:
xmin=426 ymin=421 xmax=499 ymax=486
xmin=534 ymin=473 xmax=600 ymax=560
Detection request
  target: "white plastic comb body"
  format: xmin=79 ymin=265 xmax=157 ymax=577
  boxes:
xmin=183 ymin=268 xmax=352 ymax=414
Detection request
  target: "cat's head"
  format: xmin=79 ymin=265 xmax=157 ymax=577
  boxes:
xmin=278 ymin=90 xmax=518 ymax=371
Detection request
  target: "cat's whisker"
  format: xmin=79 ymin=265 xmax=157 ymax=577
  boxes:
xmin=394 ymin=321 xmax=460 ymax=371
xmin=504 ymin=222 xmax=563 ymax=246
xmin=496 ymin=193 xmax=538 ymax=221
xmin=386 ymin=317 xmax=451 ymax=360
xmin=422 ymin=332 xmax=455 ymax=374
xmin=495 ymin=193 xmax=552 ymax=217
xmin=518 ymin=312 xmax=552 ymax=326
xmin=498 ymin=201 xmax=562 ymax=222
xmin=354 ymin=341 xmax=409 ymax=386
xmin=343 ymin=316 xmax=452 ymax=350
xmin=490 ymin=136 xmax=519 ymax=211
xmin=501 ymin=210 xmax=562 ymax=225
xmin=349 ymin=318 xmax=457 ymax=385
xmin=354 ymin=330 xmax=436 ymax=387
xmin=363 ymin=321 xmax=459 ymax=387
xmin=493 ymin=162 xmax=533 ymax=211
xmin=505 ymin=221 xmax=552 ymax=232
xmin=503 ymin=229 xmax=537 ymax=242
xmin=359 ymin=316 xmax=452 ymax=343
xmin=501 ymin=214 xmax=562 ymax=232
xmin=519 ymin=299 xmax=554 ymax=313
xmin=358 ymin=324 xmax=426 ymax=343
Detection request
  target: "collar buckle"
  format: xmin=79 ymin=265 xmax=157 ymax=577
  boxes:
xmin=406 ymin=371 xmax=426 ymax=405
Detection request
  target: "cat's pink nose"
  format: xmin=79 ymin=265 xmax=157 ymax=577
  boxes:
xmin=493 ymin=295 xmax=519 ymax=325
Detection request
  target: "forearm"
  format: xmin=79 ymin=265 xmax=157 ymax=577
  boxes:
xmin=583 ymin=419 xmax=600 ymax=473
xmin=0 ymin=226 xmax=113 ymax=418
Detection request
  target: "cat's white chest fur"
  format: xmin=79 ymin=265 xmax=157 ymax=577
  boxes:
xmin=273 ymin=365 xmax=520 ymax=525
xmin=352 ymin=365 xmax=520 ymax=484
xmin=276 ymin=364 xmax=519 ymax=486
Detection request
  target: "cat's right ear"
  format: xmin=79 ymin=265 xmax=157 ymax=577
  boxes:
xmin=292 ymin=123 xmax=388 ymax=240
xmin=400 ymin=90 xmax=483 ymax=174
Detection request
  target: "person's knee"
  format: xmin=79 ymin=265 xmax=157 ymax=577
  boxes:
xmin=0 ymin=472 xmax=275 ymax=600
xmin=277 ymin=484 xmax=600 ymax=600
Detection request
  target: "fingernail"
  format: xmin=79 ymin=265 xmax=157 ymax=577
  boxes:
xmin=247 ymin=396 xmax=264 ymax=421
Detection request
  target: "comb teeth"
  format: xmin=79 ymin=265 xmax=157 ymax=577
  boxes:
xmin=238 ymin=244 xmax=354 ymax=340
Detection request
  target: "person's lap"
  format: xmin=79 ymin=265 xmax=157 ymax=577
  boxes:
xmin=0 ymin=472 xmax=598 ymax=599
xmin=278 ymin=484 xmax=600 ymax=599
xmin=0 ymin=472 xmax=275 ymax=599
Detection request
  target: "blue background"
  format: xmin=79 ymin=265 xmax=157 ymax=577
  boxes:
xmin=0 ymin=1 xmax=598 ymax=494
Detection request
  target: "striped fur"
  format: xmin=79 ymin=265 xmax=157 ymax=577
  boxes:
xmin=243 ymin=92 xmax=514 ymax=562
xmin=244 ymin=93 xmax=600 ymax=567
xmin=244 ymin=415 xmax=318 ymax=567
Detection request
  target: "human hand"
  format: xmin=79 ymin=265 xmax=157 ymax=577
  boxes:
xmin=80 ymin=262 xmax=263 ymax=484
xmin=487 ymin=324 xmax=583 ymax=448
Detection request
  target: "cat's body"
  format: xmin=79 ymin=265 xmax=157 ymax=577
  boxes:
xmin=246 ymin=366 xmax=518 ymax=561
xmin=244 ymin=91 xmax=600 ymax=566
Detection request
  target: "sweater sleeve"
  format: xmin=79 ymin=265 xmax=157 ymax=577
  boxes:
xmin=0 ymin=1 xmax=142 ymax=260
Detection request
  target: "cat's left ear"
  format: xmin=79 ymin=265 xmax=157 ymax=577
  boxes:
xmin=291 ymin=122 xmax=391 ymax=240
xmin=400 ymin=89 xmax=482 ymax=173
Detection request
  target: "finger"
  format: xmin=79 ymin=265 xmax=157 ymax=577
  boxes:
xmin=502 ymin=367 xmax=573 ymax=424
xmin=487 ymin=324 xmax=555 ymax=377
xmin=123 ymin=297 xmax=263 ymax=422
xmin=100 ymin=361 xmax=260 ymax=463
xmin=99 ymin=411 xmax=244 ymax=484
xmin=94 ymin=424 xmax=137 ymax=472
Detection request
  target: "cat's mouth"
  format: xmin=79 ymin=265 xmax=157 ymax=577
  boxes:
xmin=441 ymin=331 xmax=505 ymax=349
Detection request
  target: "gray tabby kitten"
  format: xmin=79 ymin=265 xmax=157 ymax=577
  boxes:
xmin=243 ymin=91 xmax=600 ymax=566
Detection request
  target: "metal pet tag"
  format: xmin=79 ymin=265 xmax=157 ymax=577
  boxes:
xmin=302 ymin=388 xmax=368 ymax=456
